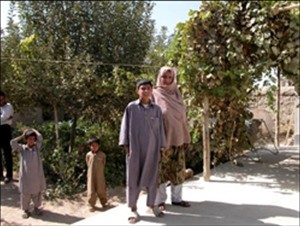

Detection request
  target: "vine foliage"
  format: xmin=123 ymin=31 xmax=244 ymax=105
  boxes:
xmin=167 ymin=1 xmax=299 ymax=164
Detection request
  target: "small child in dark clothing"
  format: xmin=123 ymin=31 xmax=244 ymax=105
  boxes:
xmin=86 ymin=137 xmax=108 ymax=212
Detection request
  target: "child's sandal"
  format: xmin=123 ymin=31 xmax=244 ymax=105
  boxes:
xmin=22 ymin=210 xmax=30 ymax=219
xmin=34 ymin=207 xmax=42 ymax=216
xmin=158 ymin=202 xmax=166 ymax=211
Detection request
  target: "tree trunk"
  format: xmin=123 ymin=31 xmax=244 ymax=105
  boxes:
xmin=68 ymin=115 xmax=77 ymax=153
xmin=53 ymin=103 xmax=60 ymax=148
xmin=203 ymin=95 xmax=211 ymax=181
xmin=275 ymin=67 xmax=281 ymax=148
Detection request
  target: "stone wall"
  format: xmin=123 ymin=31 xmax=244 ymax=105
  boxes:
xmin=249 ymin=86 xmax=299 ymax=144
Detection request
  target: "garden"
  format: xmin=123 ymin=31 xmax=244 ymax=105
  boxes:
xmin=1 ymin=1 xmax=299 ymax=198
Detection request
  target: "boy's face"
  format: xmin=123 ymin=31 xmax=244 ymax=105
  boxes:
xmin=0 ymin=95 xmax=5 ymax=107
xmin=90 ymin=142 xmax=99 ymax=152
xmin=136 ymin=84 xmax=152 ymax=101
xmin=26 ymin=136 xmax=36 ymax=148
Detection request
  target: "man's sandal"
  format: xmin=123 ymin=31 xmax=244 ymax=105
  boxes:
xmin=151 ymin=206 xmax=165 ymax=217
xmin=171 ymin=200 xmax=191 ymax=207
xmin=128 ymin=211 xmax=140 ymax=224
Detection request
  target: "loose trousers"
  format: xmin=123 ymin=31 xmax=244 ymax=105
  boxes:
xmin=88 ymin=191 xmax=107 ymax=207
xmin=21 ymin=192 xmax=42 ymax=211
xmin=127 ymin=185 xmax=157 ymax=208
xmin=155 ymin=182 xmax=183 ymax=205
xmin=0 ymin=125 xmax=13 ymax=178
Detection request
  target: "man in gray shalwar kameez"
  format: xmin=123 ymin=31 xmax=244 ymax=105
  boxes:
xmin=119 ymin=78 xmax=166 ymax=223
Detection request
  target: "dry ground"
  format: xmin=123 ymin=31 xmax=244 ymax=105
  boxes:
xmin=0 ymin=175 xmax=126 ymax=226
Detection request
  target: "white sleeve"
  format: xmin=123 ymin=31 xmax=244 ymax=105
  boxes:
xmin=0 ymin=104 xmax=14 ymax=123
xmin=10 ymin=139 xmax=23 ymax=152
xmin=36 ymin=133 xmax=43 ymax=150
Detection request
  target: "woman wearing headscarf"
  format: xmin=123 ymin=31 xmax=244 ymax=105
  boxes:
xmin=152 ymin=66 xmax=191 ymax=210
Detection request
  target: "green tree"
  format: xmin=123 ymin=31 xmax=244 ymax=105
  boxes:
xmin=266 ymin=2 xmax=300 ymax=93
xmin=263 ymin=1 xmax=300 ymax=146
xmin=3 ymin=1 xmax=155 ymax=148
xmin=167 ymin=1 xmax=274 ymax=178
xmin=1 ymin=1 xmax=22 ymax=107
xmin=1 ymin=1 xmax=155 ymax=196
xmin=145 ymin=26 xmax=172 ymax=74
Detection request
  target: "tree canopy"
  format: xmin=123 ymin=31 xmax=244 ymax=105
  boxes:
xmin=166 ymin=1 xmax=299 ymax=163
xmin=1 ymin=1 xmax=155 ymax=122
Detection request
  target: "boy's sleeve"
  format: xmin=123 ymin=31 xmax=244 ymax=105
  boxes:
xmin=10 ymin=138 xmax=23 ymax=152
xmin=159 ymin=108 xmax=167 ymax=149
xmin=86 ymin=153 xmax=89 ymax=166
xmin=36 ymin=132 xmax=43 ymax=150
xmin=103 ymin=153 xmax=106 ymax=165
xmin=119 ymin=107 xmax=129 ymax=147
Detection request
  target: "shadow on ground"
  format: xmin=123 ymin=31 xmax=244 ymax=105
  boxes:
xmin=142 ymin=201 xmax=299 ymax=226
xmin=209 ymin=148 xmax=299 ymax=192
xmin=0 ymin=181 xmax=20 ymax=208
xmin=1 ymin=218 xmax=24 ymax=226
xmin=30 ymin=210 xmax=84 ymax=224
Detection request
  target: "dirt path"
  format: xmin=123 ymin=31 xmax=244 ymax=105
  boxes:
xmin=1 ymin=178 xmax=126 ymax=226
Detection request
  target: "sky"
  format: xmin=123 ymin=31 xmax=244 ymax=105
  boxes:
xmin=1 ymin=1 xmax=201 ymax=34
xmin=152 ymin=1 xmax=201 ymax=34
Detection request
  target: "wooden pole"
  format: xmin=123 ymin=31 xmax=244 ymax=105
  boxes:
xmin=275 ymin=67 xmax=281 ymax=148
xmin=272 ymin=4 xmax=300 ymax=15
xmin=202 ymin=95 xmax=211 ymax=181
xmin=53 ymin=102 xmax=60 ymax=148
xmin=278 ymin=4 xmax=300 ymax=12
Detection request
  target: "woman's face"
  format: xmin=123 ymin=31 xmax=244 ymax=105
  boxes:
xmin=160 ymin=70 xmax=174 ymax=86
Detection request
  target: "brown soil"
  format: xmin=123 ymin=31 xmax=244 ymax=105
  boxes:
xmin=0 ymin=176 xmax=126 ymax=226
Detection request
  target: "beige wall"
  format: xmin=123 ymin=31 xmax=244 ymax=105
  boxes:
xmin=249 ymin=86 xmax=298 ymax=144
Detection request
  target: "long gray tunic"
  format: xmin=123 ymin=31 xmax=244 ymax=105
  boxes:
xmin=119 ymin=99 xmax=166 ymax=189
xmin=11 ymin=134 xmax=46 ymax=195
